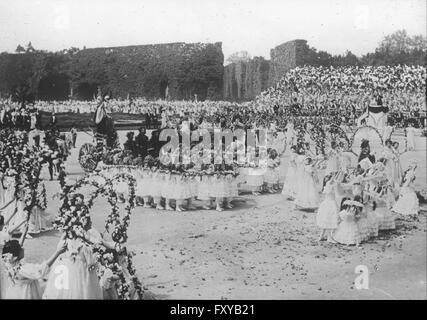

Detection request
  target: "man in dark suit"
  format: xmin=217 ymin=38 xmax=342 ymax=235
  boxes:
xmin=135 ymin=126 xmax=149 ymax=159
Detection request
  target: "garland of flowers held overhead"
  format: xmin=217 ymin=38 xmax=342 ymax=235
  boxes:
xmin=55 ymin=169 xmax=144 ymax=299
xmin=328 ymin=124 xmax=351 ymax=151
xmin=349 ymin=125 xmax=385 ymax=156
xmin=0 ymin=128 xmax=44 ymax=242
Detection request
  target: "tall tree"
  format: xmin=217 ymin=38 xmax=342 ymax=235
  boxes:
xmin=26 ymin=42 xmax=36 ymax=53
xmin=15 ymin=45 xmax=26 ymax=53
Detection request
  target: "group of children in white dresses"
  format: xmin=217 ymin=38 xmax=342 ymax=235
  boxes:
xmin=277 ymin=128 xmax=421 ymax=247
xmin=101 ymin=158 xmax=239 ymax=212
xmin=281 ymin=146 xmax=322 ymax=210
xmin=279 ymin=145 xmax=422 ymax=247
xmin=0 ymin=171 xmax=52 ymax=238
xmin=244 ymin=148 xmax=282 ymax=195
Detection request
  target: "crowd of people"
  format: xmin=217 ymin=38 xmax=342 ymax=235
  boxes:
xmin=281 ymin=138 xmax=421 ymax=246
xmin=0 ymin=64 xmax=425 ymax=299
xmin=0 ymin=65 xmax=424 ymax=132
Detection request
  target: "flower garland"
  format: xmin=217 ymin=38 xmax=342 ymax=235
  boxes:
xmin=0 ymin=128 xmax=44 ymax=238
xmin=55 ymin=169 xmax=144 ymax=300
xmin=349 ymin=125 xmax=384 ymax=153
xmin=328 ymin=124 xmax=351 ymax=152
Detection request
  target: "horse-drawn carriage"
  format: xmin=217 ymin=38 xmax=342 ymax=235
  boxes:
xmin=78 ymin=116 xmax=119 ymax=172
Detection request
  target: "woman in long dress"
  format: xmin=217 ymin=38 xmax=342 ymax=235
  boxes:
xmin=392 ymin=142 xmax=403 ymax=186
xmin=316 ymin=175 xmax=339 ymax=242
xmin=285 ymin=121 xmax=295 ymax=152
xmin=1 ymin=237 xmax=66 ymax=299
xmin=324 ymin=143 xmax=339 ymax=176
xmin=294 ymin=157 xmax=320 ymax=210
xmin=405 ymin=124 xmax=416 ymax=151
xmin=334 ymin=199 xmax=364 ymax=246
xmin=281 ymin=146 xmax=297 ymax=199
xmin=392 ymin=165 xmax=419 ymax=216
xmin=381 ymin=140 xmax=398 ymax=187
xmin=42 ymin=216 xmax=103 ymax=299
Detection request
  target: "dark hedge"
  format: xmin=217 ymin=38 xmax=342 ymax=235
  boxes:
xmin=0 ymin=42 xmax=224 ymax=101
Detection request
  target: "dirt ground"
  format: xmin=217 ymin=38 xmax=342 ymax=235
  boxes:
xmin=24 ymin=130 xmax=427 ymax=300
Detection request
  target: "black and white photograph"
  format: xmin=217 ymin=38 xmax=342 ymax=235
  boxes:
xmin=0 ymin=0 xmax=426 ymax=307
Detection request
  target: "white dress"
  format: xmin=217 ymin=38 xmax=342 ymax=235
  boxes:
xmin=366 ymin=206 xmax=379 ymax=237
xmin=43 ymin=239 xmax=103 ymax=299
xmin=382 ymin=147 xmax=398 ymax=187
xmin=264 ymin=159 xmax=280 ymax=184
xmin=246 ymin=167 xmax=266 ymax=187
xmin=2 ymin=259 xmax=50 ymax=299
xmin=357 ymin=209 xmax=370 ymax=242
xmin=2 ymin=176 xmax=16 ymax=222
xmin=376 ymin=203 xmax=396 ymax=230
xmin=138 ymin=170 xmax=153 ymax=198
xmin=334 ymin=210 xmax=362 ymax=245
xmin=197 ymin=175 xmax=211 ymax=201
xmin=0 ymin=229 xmax=11 ymax=298
xmin=150 ymin=171 xmax=163 ymax=198
xmin=285 ymin=125 xmax=295 ymax=146
xmin=325 ymin=151 xmax=339 ymax=176
xmin=392 ymin=183 xmax=419 ymax=216
xmin=28 ymin=206 xmax=52 ymax=234
xmin=294 ymin=164 xmax=320 ymax=209
xmin=292 ymin=155 xmax=307 ymax=199
xmin=316 ymin=182 xmax=339 ymax=229
xmin=406 ymin=127 xmax=416 ymax=151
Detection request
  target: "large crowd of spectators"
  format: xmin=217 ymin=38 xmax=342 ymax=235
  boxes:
xmin=0 ymin=65 xmax=425 ymax=132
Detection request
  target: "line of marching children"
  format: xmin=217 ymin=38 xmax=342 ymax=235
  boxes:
xmin=281 ymin=143 xmax=421 ymax=247
xmin=101 ymin=151 xmax=240 ymax=212
xmin=100 ymin=145 xmax=285 ymax=212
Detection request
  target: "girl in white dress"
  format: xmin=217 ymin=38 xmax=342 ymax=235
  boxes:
xmin=209 ymin=164 xmax=228 ymax=212
xmin=151 ymin=163 xmax=164 ymax=210
xmin=224 ymin=164 xmax=238 ymax=209
xmin=375 ymin=185 xmax=396 ymax=231
xmin=392 ymin=165 xmax=419 ymax=216
xmin=293 ymin=149 xmax=308 ymax=202
xmin=282 ymin=146 xmax=297 ymax=199
xmin=334 ymin=198 xmax=363 ymax=246
xmin=381 ymin=140 xmax=399 ymax=187
xmin=294 ymin=157 xmax=320 ymax=210
xmin=405 ymin=123 xmax=417 ymax=151
xmin=365 ymin=200 xmax=379 ymax=238
xmin=0 ymin=214 xmax=14 ymax=299
xmin=316 ymin=174 xmax=339 ymax=242
xmin=246 ymin=146 xmax=266 ymax=196
xmin=197 ymin=164 xmax=214 ymax=210
xmin=2 ymin=238 xmax=66 ymax=299
xmin=162 ymin=165 xmax=176 ymax=211
xmin=324 ymin=142 xmax=339 ymax=176
xmin=173 ymin=165 xmax=192 ymax=212
xmin=5 ymin=189 xmax=28 ymax=236
xmin=1 ymin=174 xmax=16 ymax=222
xmin=392 ymin=142 xmax=403 ymax=186
xmin=139 ymin=161 xmax=153 ymax=208
xmin=264 ymin=149 xmax=280 ymax=193
xmin=354 ymin=193 xmax=369 ymax=242
xmin=285 ymin=121 xmax=295 ymax=150
xmin=27 ymin=183 xmax=52 ymax=235
xmin=43 ymin=217 xmax=103 ymax=299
